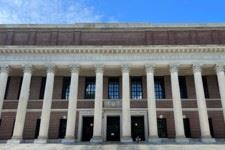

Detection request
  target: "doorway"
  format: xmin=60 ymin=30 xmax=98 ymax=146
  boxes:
xmin=131 ymin=116 xmax=145 ymax=141
xmin=106 ymin=116 xmax=120 ymax=141
xmin=81 ymin=116 xmax=94 ymax=141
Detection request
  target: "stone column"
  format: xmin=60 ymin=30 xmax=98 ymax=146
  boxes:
xmin=35 ymin=64 xmax=55 ymax=144
xmin=91 ymin=64 xmax=104 ymax=143
xmin=145 ymin=64 xmax=160 ymax=143
xmin=0 ymin=65 xmax=9 ymax=118
xmin=170 ymin=64 xmax=188 ymax=143
xmin=193 ymin=64 xmax=215 ymax=143
xmin=62 ymin=64 xmax=80 ymax=144
xmin=8 ymin=64 xmax=32 ymax=143
xmin=121 ymin=64 xmax=132 ymax=143
xmin=215 ymin=64 xmax=225 ymax=123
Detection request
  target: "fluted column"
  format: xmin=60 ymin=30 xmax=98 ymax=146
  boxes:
xmin=145 ymin=64 xmax=160 ymax=143
xmin=8 ymin=64 xmax=32 ymax=143
xmin=121 ymin=64 xmax=132 ymax=143
xmin=35 ymin=64 xmax=55 ymax=144
xmin=215 ymin=64 xmax=225 ymax=123
xmin=170 ymin=64 xmax=188 ymax=143
xmin=91 ymin=64 xmax=104 ymax=143
xmin=0 ymin=65 xmax=9 ymax=118
xmin=193 ymin=64 xmax=215 ymax=143
xmin=62 ymin=65 xmax=80 ymax=144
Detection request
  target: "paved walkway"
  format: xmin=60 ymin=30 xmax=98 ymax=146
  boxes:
xmin=0 ymin=144 xmax=225 ymax=150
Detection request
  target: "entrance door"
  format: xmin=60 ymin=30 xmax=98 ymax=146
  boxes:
xmin=58 ymin=119 xmax=67 ymax=139
xmin=183 ymin=118 xmax=191 ymax=138
xmin=131 ymin=116 xmax=145 ymax=141
xmin=81 ymin=116 xmax=94 ymax=141
xmin=157 ymin=118 xmax=168 ymax=138
xmin=107 ymin=116 xmax=120 ymax=141
xmin=34 ymin=119 xmax=40 ymax=139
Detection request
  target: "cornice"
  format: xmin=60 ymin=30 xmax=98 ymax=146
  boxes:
xmin=1 ymin=45 xmax=225 ymax=55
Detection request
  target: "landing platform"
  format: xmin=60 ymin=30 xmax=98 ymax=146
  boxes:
xmin=0 ymin=143 xmax=225 ymax=150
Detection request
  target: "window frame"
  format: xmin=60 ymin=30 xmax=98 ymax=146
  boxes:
xmin=130 ymin=77 xmax=143 ymax=100
xmin=154 ymin=77 xmax=165 ymax=100
xmin=61 ymin=77 xmax=71 ymax=100
xmin=84 ymin=77 xmax=96 ymax=99
xmin=179 ymin=76 xmax=188 ymax=99
xmin=108 ymin=77 xmax=120 ymax=100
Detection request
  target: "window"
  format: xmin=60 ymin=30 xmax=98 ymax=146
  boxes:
xmin=179 ymin=76 xmax=188 ymax=99
xmin=202 ymin=76 xmax=209 ymax=98
xmin=61 ymin=77 xmax=71 ymax=100
xmin=85 ymin=77 xmax=96 ymax=99
xmin=108 ymin=78 xmax=120 ymax=99
xmin=154 ymin=77 xmax=165 ymax=99
xmin=39 ymin=77 xmax=46 ymax=99
xmin=183 ymin=118 xmax=191 ymax=138
xmin=131 ymin=77 xmax=143 ymax=100
xmin=17 ymin=77 xmax=23 ymax=99
xmin=4 ymin=77 xmax=10 ymax=99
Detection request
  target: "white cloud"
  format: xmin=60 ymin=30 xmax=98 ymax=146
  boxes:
xmin=0 ymin=0 xmax=104 ymax=24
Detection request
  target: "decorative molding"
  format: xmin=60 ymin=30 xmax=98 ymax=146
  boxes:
xmin=169 ymin=64 xmax=179 ymax=73
xmin=1 ymin=45 xmax=225 ymax=55
xmin=192 ymin=64 xmax=202 ymax=73
xmin=46 ymin=64 xmax=55 ymax=73
xmin=121 ymin=64 xmax=130 ymax=73
xmin=69 ymin=64 xmax=80 ymax=73
xmin=95 ymin=64 xmax=104 ymax=73
xmin=145 ymin=64 xmax=155 ymax=73
xmin=0 ymin=64 xmax=9 ymax=73
xmin=215 ymin=64 xmax=225 ymax=73
xmin=22 ymin=64 xmax=32 ymax=73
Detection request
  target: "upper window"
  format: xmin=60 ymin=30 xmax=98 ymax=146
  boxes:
xmin=108 ymin=77 xmax=120 ymax=99
xmin=4 ymin=77 xmax=10 ymax=99
xmin=39 ymin=77 xmax=46 ymax=99
xmin=154 ymin=77 xmax=165 ymax=99
xmin=85 ymin=77 xmax=96 ymax=99
xmin=61 ymin=77 xmax=71 ymax=100
xmin=179 ymin=76 xmax=188 ymax=99
xmin=131 ymin=77 xmax=143 ymax=100
xmin=202 ymin=76 xmax=209 ymax=98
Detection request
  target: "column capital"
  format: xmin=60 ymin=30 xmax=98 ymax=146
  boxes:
xmin=69 ymin=64 xmax=80 ymax=73
xmin=145 ymin=64 xmax=155 ymax=73
xmin=22 ymin=64 xmax=32 ymax=73
xmin=46 ymin=64 xmax=55 ymax=73
xmin=0 ymin=64 xmax=9 ymax=73
xmin=192 ymin=64 xmax=202 ymax=73
xmin=121 ymin=64 xmax=130 ymax=73
xmin=215 ymin=64 xmax=225 ymax=73
xmin=95 ymin=64 xmax=104 ymax=73
xmin=169 ymin=64 xmax=179 ymax=73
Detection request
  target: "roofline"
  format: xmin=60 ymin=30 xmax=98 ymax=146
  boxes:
xmin=1 ymin=23 xmax=225 ymax=29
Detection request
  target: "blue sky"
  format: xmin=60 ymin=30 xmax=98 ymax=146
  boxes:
xmin=0 ymin=0 xmax=225 ymax=24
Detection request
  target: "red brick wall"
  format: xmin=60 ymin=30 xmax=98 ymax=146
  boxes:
xmin=1 ymin=29 xmax=225 ymax=46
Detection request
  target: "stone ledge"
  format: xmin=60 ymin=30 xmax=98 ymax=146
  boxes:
xmin=1 ymin=144 xmax=225 ymax=150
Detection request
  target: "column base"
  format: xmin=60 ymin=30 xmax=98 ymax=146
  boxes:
xmin=61 ymin=138 xmax=76 ymax=144
xmin=148 ymin=137 xmax=162 ymax=144
xmin=34 ymin=138 xmax=48 ymax=144
xmin=201 ymin=137 xmax=216 ymax=143
xmin=90 ymin=136 xmax=103 ymax=143
xmin=175 ymin=137 xmax=189 ymax=144
xmin=7 ymin=139 xmax=22 ymax=144
xmin=121 ymin=136 xmax=133 ymax=143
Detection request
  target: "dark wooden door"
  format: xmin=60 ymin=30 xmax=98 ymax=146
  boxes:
xmin=107 ymin=116 xmax=120 ymax=141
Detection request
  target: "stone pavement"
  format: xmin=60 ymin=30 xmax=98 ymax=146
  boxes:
xmin=0 ymin=144 xmax=225 ymax=150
